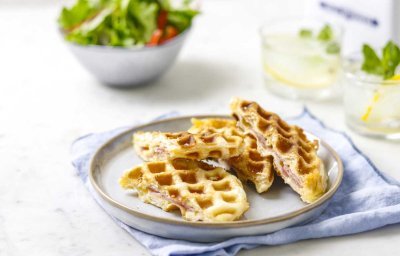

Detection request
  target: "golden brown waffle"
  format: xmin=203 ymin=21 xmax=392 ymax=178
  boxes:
xmin=189 ymin=118 xmax=275 ymax=193
xmin=133 ymin=129 xmax=244 ymax=162
xmin=119 ymin=158 xmax=249 ymax=222
xmin=189 ymin=118 xmax=237 ymax=132
xmin=230 ymin=98 xmax=327 ymax=203
xmin=227 ymin=135 xmax=275 ymax=193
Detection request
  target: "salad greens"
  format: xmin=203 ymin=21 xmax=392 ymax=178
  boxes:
xmin=362 ymin=41 xmax=400 ymax=80
xmin=298 ymin=24 xmax=340 ymax=54
xmin=58 ymin=0 xmax=199 ymax=47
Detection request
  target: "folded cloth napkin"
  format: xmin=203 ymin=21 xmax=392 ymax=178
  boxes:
xmin=71 ymin=110 xmax=400 ymax=256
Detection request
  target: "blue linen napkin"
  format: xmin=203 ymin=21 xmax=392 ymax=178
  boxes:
xmin=71 ymin=110 xmax=400 ymax=256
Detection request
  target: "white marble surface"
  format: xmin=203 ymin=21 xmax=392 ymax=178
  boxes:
xmin=0 ymin=0 xmax=399 ymax=255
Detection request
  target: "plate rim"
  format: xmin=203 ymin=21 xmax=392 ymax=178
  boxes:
xmin=89 ymin=114 xmax=343 ymax=228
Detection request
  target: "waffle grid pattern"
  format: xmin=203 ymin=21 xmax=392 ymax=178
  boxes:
xmin=120 ymin=159 xmax=249 ymax=222
xmin=133 ymin=129 xmax=244 ymax=162
xmin=189 ymin=118 xmax=275 ymax=193
xmin=230 ymin=98 xmax=327 ymax=203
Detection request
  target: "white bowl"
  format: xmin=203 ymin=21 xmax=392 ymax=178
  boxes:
xmin=65 ymin=30 xmax=189 ymax=87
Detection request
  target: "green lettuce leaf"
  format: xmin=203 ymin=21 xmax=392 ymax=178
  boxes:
xmin=167 ymin=9 xmax=199 ymax=32
xmin=128 ymin=0 xmax=159 ymax=43
xmin=59 ymin=0 xmax=199 ymax=46
xmin=58 ymin=0 xmax=102 ymax=29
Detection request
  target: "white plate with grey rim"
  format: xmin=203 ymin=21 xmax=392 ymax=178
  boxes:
xmin=89 ymin=115 xmax=343 ymax=242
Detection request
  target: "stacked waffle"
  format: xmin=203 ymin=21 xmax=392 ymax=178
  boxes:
xmin=119 ymin=98 xmax=328 ymax=222
xmin=120 ymin=124 xmax=249 ymax=222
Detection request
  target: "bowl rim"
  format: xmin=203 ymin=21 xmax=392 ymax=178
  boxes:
xmin=89 ymin=114 xmax=344 ymax=228
xmin=61 ymin=27 xmax=190 ymax=52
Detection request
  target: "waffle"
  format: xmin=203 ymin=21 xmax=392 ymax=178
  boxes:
xmin=189 ymin=118 xmax=275 ymax=193
xmin=119 ymin=158 xmax=249 ymax=222
xmin=133 ymin=129 xmax=244 ymax=162
xmin=230 ymin=98 xmax=327 ymax=203
xmin=227 ymin=135 xmax=275 ymax=193
xmin=188 ymin=118 xmax=237 ymax=132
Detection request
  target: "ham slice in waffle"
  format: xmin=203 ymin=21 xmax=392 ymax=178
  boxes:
xmin=189 ymin=118 xmax=275 ymax=193
xmin=133 ymin=129 xmax=244 ymax=162
xmin=230 ymin=98 xmax=327 ymax=203
xmin=119 ymin=158 xmax=249 ymax=222
xmin=227 ymin=136 xmax=275 ymax=193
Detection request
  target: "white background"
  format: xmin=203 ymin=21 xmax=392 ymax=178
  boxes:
xmin=0 ymin=0 xmax=399 ymax=255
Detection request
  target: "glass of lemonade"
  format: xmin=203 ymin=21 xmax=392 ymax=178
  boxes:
xmin=260 ymin=19 xmax=342 ymax=100
xmin=343 ymin=54 xmax=400 ymax=140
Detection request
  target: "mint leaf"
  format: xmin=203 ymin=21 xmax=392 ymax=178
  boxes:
xmin=361 ymin=44 xmax=384 ymax=76
xmin=298 ymin=24 xmax=339 ymax=54
xmin=317 ymin=24 xmax=333 ymax=41
xmin=361 ymin=41 xmax=400 ymax=80
xmin=299 ymin=29 xmax=312 ymax=38
xmin=381 ymin=41 xmax=400 ymax=79
xmin=326 ymin=42 xmax=340 ymax=54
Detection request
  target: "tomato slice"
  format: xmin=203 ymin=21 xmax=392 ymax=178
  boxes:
xmin=147 ymin=29 xmax=163 ymax=46
xmin=157 ymin=10 xmax=168 ymax=29
xmin=159 ymin=26 xmax=179 ymax=44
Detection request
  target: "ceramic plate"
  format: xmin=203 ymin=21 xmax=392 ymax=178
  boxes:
xmin=89 ymin=115 xmax=343 ymax=242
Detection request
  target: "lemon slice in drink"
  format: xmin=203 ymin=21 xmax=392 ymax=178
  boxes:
xmin=361 ymin=74 xmax=400 ymax=122
xmin=262 ymin=35 xmax=340 ymax=89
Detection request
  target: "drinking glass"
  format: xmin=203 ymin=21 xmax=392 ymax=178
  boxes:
xmin=343 ymin=54 xmax=400 ymax=140
xmin=260 ymin=19 xmax=342 ymax=100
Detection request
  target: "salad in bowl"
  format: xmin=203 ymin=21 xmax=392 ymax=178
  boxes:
xmin=58 ymin=0 xmax=199 ymax=87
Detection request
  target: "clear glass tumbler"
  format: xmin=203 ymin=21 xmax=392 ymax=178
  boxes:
xmin=343 ymin=55 xmax=400 ymax=140
xmin=260 ymin=19 xmax=342 ymax=100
